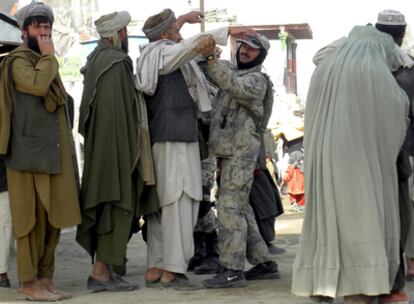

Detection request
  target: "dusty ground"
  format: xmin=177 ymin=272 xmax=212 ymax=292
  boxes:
xmin=0 ymin=203 xmax=413 ymax=304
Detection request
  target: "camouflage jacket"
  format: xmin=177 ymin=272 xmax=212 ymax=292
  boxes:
xmin=206 ymin=60 xmax=268 ymax=161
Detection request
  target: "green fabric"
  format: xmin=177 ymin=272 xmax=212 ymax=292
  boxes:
xmin=95 ymin=205 xmax=133 ymax=266
xmin=76 ymin=41 xmax=158 ymax=259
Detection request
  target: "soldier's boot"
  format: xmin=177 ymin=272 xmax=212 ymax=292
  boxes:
xmin=187 ymin=232 xmax=206 ymax=272
xmin=194 ymin=231 xmax=222 ymax=274
xmin=266 ymin=242 xmax=287 ymax=255
xmin=244 ymin=261 xmax=280 ymax=281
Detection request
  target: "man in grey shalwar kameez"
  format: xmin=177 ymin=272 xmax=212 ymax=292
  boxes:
xmin=291 ymin=26 xmax=409 ymax=304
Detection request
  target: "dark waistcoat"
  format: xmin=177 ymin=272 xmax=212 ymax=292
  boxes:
xmin=145 ymin=69 xmax=198 ymax=143
xmin=6 ymin=85 xmax=60 ymax=174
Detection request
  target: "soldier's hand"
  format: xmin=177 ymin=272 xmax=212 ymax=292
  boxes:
xmin=214 ymin=46 xmax=222 ymax=59
xmin=183 ymin=10 xmax=204 ymax=24
xmin=38 ymin=35 xmax=55 ymax=56
xmin=194 ymin=35 xmax=216 ymax=57
xmin=229 ymin=26 xmax=257 ymax=39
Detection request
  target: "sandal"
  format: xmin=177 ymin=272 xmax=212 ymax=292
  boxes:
xmin=87 ymin=274 xmax=138 ymax=292
xmin=145 ymin=278 xmax=160 ymax=288
xmin=161 ymin=274 xmax=202 ymax=290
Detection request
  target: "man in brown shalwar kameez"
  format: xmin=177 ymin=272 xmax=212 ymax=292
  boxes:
xmin=0 ymin=2 xmax=81 ymax=301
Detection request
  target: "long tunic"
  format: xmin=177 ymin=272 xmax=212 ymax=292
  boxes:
xmin=76 ymin=41 xmax=156 ymax=259
xmin=0 ymin=47 xmax=80 ymax=237
xmin=136 ymin=28 xmax=228 ymax=206
xmin=292 ymin=26 xmax=409 ymax=298
xmin=138 ymin=28 xmax=229 ymax=274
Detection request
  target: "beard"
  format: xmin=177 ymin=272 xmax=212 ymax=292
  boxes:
xmin=121 ymin=38 xmax=129 ymax=53
xmin=27 ymin=34 xmax=41 ymax=54
xmin=236 ymin=45 xmax=267 ymax=70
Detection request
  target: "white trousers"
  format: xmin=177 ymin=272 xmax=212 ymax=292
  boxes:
xmin=147 ymin=192 xmax=199 ymax=273
xmin=0 ymin=192 xmax=13 ymax=274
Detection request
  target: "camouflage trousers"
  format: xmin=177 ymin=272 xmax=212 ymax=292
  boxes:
xmin=217 ymin=157 xmax=269 ymax=270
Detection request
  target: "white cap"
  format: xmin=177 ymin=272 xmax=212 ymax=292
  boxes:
xmin=377 ymin=9 xmax=406 ymax=26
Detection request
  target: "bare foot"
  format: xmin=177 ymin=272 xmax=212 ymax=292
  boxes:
xmin=160 ymin=270 xmax=177 ymax=284
xmin=378 ymin=289 xmax=409 ymax=304
xmin=39 ymin=277 xmax=72 ymax=300
xmin=145 ymin=267 xmax=163 ymax=282
xmin=90 ymin=261 xmax=110 ymax=282
xmin=344 ymin=295 xmax=376 ymax=304
xmin=18 ymin=280 xmax=60 ymax=302
xmin=406 ymin=256 xmax=414 ymax=275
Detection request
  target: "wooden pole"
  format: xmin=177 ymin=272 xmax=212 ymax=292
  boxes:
xmin=200 ymin=0 xmax=205 ymax=32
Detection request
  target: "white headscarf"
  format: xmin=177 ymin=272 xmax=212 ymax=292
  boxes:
xmin=94 ymin=11 xmax=130 ymax=48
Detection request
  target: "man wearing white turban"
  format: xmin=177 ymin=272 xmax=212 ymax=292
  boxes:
xmin=77 ymin=11 xmax=156 ymax=292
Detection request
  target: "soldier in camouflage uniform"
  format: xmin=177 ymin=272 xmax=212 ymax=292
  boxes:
xmin=197 ymin=33 xmax=279 ymax=288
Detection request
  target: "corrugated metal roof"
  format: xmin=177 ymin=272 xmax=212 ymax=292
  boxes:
xmin=0 ymin=12 xmax=22 ymax=53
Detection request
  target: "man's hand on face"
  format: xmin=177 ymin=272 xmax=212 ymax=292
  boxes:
xmin=184 ymin=10 xmax=204 ymax=24
xmin=229 ymin=26 xmax=257 ymax=39
xmin=194 ymin=35 xmax=216 ymax=57
xmin=38 ymin=36 xmax=55 ymax=56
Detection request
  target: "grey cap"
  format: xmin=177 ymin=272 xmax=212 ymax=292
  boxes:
xmin=15 ymin=2 xmax=54 ymax=29
xmin=377 ymin=9 xmax=406 ymax=26
xmin=236 ymin=33 xmax=270 ymax=51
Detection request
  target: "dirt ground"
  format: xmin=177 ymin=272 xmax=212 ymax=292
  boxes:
xmin=0 ymin=203 xmax=413 ymax=304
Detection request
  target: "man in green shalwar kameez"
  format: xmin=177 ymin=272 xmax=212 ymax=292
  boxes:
xmin=76 ymin=11 xmax=156 ymax=292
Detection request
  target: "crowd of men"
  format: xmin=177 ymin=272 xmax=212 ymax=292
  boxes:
xmin=0 ymin=2 xmax=283 ymax=301
xmin=0 ymin=2 xmax=414 ymax=304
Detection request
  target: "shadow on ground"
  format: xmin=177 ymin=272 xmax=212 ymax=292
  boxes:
xmin=0 ymin=206 xmax=413 ymax=304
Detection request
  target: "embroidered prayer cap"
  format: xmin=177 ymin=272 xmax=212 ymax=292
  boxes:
xmin=16 ymin=2 xmax=54 ymax=29
xmin=376 ymin=9 xmax=406 ymax=26
xmin=236 ymin=33 xmax=270 ymax=51
xmin=142 ymin=9 xmax=177 ymax=40
xmin=95 ymin=11 xmax=131 ymax=38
